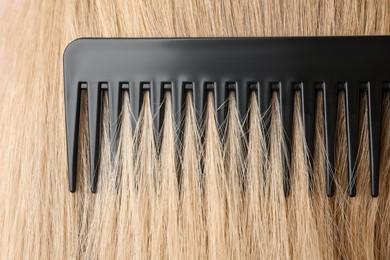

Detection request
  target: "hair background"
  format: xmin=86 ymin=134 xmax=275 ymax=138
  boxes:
xmin=1 ymin=0 xmax=390 ymax=259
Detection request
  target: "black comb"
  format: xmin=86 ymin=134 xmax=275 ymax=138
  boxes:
xmin=64 ymin=37 xmax=390 ymax=196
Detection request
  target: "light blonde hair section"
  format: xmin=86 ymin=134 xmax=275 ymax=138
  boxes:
xmin=1 ymin=0 xmax=390 ymax=259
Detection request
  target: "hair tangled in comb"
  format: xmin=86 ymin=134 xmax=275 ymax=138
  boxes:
xmin=1 ymin=0 xmax=390 ymax=259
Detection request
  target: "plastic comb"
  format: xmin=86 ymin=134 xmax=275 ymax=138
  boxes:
xmin=64 ymin=37 xmax=390 ymax=196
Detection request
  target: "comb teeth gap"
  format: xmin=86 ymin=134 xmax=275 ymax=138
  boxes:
xmin=171 ymin=81 xmax=187 ymax=146
xmin=171 ymin=80 xmax=194 ymax=145
xmin=129 ymin=81 xmax=143 ymax=131
xmin=256 ymin=82 xmax=272 ymax=153
xmin=87 ymin=83 xmax=103 ymax=193
xmin=344 ymin=82 xmax=360 ymax=197
xmin=235 ymin=81 xmax=249 ymax=123
xmin=299 ymin=81 xmax=316 ymax=188
xmin=108 ymin=82 xmax=122 ymax=164
xmin=150 ymin=81 xmax=163 ymax=139
xmin=193 ymin=81 xmax=206 ymax=129
xmin=279 ymin=81 xmax=294 ymax=196
xmin=322 ymin=82 xmax=338 ymax=197
xmin=367 ymin=82 xmax=382 ymax=197
xmin=213 ymin=81 xmax=228 ymax=136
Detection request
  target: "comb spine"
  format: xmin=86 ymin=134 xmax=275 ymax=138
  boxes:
xmin=367 ymin=81 xmax=382 ymax=197
xmin=65 ymin=82 xmax=82 ymax=192
xmin=87 ymin=83 xmax=102 ymax=193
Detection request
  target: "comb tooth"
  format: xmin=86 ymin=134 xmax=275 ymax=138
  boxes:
xmin=214 ymin=81 xmax=228 ymax=135
xmin=150 ymin=81 xmax=163 ymax=137
xmin=108 ymin=82 xmax=122 ymax=163
xmin=87 ymin=83 xmax=102 ymax=193
xmin=65 ymin=82 xmax=82 ymax=192
xmin=322 ymin=82 xmax=338 ymax=197
xmin=129 ymin=81 xmax=143 ymax=131
xmin=344 ymin=82 xmax=360 ymax=197
xmin=367 ymin=82 xmax=382 ymax=197
xmin=279 ymin=81 xmax=294 ymax=196
xmin=300 ymin=82 xmax=316 ymax=187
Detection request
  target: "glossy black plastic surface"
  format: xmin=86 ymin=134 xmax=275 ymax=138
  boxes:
xmin=64 ymin=37 xmax=390 ymax=195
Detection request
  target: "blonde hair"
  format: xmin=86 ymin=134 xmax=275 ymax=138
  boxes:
xmin=1 ymin=0 xmax=390 ymax=259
